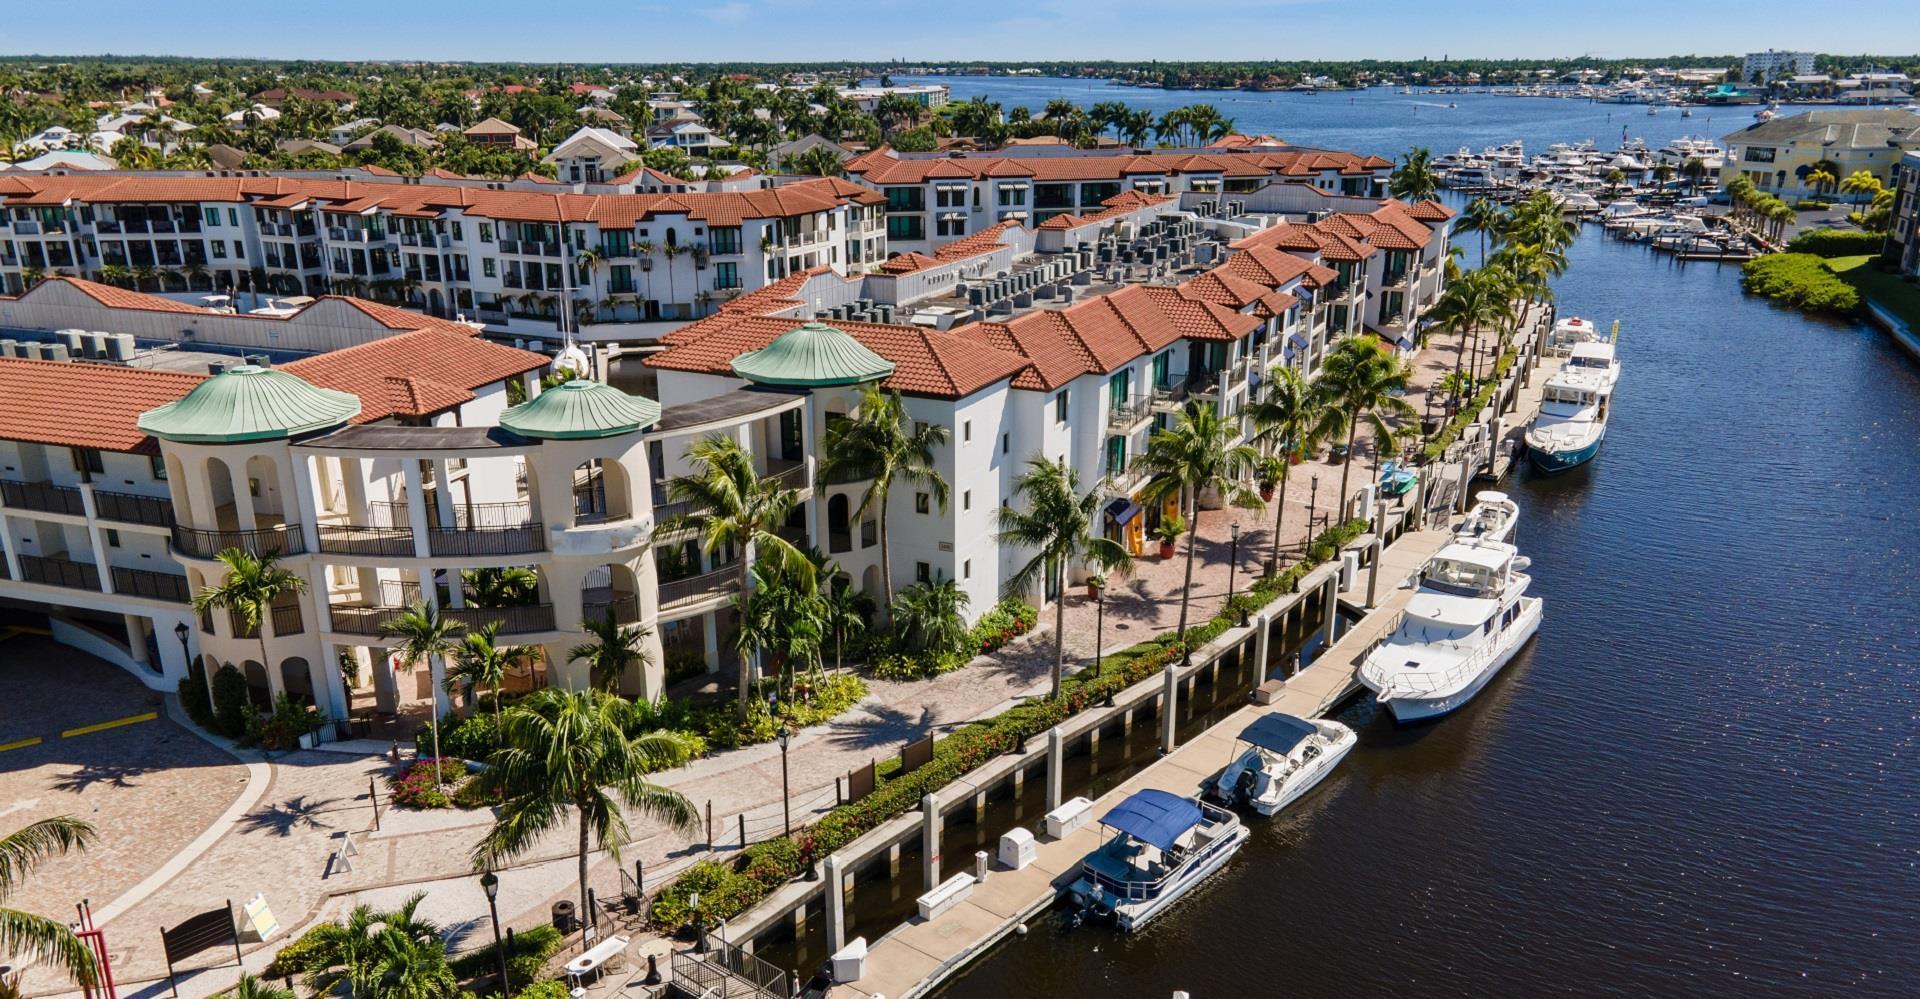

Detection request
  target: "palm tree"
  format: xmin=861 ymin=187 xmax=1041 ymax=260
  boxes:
xmin=1 ymin=817 xmax=97 ymax=986
xmin=1248 ymin=366 xmax=1327 ymax=575
xmin=192 ymin=547 xmax=307 ymax=706
xmin=1313 ymin=337 xmax=1419 ymax=511
xmin=819 ymin=565 xmax=869 ymax=673
xmin=379 ymin=601 xmax=465 ymax=774
xmin=1457 ymin=197 xmax=1505 ymax=266
xmin=449 ymin=621 xmax=522 ymax=727
xmin=1136 ymin=405 xmax=1263 ymax=652
xmin=363 ymin=931 xmax=458 ymax=999
xmin=461 ymin=566 xmax=539 ymax=608
xmin=567 ymin=607 xmax=652 ymax=693
xmin=471 ymin=688 xmax=699 ymax=934
xmin=1803 ymin=167 xmax=1837 ymax=199
xmin=820 ymin=386 xmax=949 ymax=616
xmin=888 ymin=578 xmax=970 ymax=658
xmin=574 ymin=246 xmax=602 ymax=323
xmin=1840 ymin=170 xmax=1883 ymax=212
xmin=995 ymin=457 xmax=1133 ymax=698
xmin=229 ymin=973 xmax=295 ymax=999
xmin=304 ymin=895 xmax=444 ymax=999
xmin=660 ymin=243 xmax=682 ymax=314
xmin=1388 ymin=146 xmax=1440 ymax=203
xmin=735 ymin=557 xmax=825 ymax=702
xmin=664 ymin=436 xmax=813 ymax=715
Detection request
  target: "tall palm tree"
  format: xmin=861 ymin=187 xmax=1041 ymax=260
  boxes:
xmin=664 ymin=436 xmax=812 ymax=716
xmin=1136 ymin=405 xmax=1263 ymax=652
xmin=995 ymin=457 xmax=1133 ymax=698
xmin=1388 ymin=146 xmax=1441 ymax=203
xmin=379 ymin=601 xmax=465 ymax=774
xmin=1457 ymin=197 xmax=1506 ymax=266
xmin=1248 ymin=366 xmax=1327 ymax=575
xmin=820 ymin=386 xmax=949 ymax=616
xmin=471 ymin=688 xmax=699 ymax=933
xmin=734 ymin=556 xmax=825 ymax=702
xmin=819 ymin=564 xmax=869 ymax=673
xmin=888 ymin=578 xmax=971 ymax=658
xmin=192 ymin=547 xmax=307 ymax=705
xmin=449 ymin=621 xmax=522 ymax=727
xmin=1314 ymin=338 xmax=1419 ymax=511
xmin=0 ymin=817 xmax=97 ymax=986
xmin=567 ymin=607 xmax=652 ymax=693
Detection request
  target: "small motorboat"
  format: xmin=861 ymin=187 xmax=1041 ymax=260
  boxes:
xmin=1206 ymin=713 xmax=1356 ymax=816
xmin=1378 ymin=459 xmax=1418 ymax=497
xmin=1455 ymin=490 xmax=1518 ymax=545
xmin=1067 ymin=789 xmax=1248 ymax=932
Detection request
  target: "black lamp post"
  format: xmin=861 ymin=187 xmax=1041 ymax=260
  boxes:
xmin=775 ymin=726 xmax=792 ymax=839
xmin=1307 ymin=474 xmax=1320 ymax=535
xmin=174 ymin=621 xmax=191 ymax=670
xmin=479 ymin=871 xmax=509 ymax=996
xmin=1096 ymin=583 xmax=1114 ymax=707
xmin=1227 ymin=523 xmax=1244 ymax=626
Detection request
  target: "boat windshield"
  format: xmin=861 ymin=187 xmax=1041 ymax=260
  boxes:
xmin=1422 ymin=557 xmax=1499 ymax=596
xmin=1568 ymin=354 xmax=1612 ymax=369
xmin=1542 ymin=384 xmax=1595 ymax=407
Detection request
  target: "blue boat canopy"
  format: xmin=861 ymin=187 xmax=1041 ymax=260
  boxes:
xmin=1237 ymin=713 xmax=1316 ymax=754
xmin=1100 ymin=789 xmax=1203 ymax=852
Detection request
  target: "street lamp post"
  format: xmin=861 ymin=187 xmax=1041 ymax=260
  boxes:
xmin=776 ymin=726 xmax=792 ymax=839
xmin=1096 ymin=583 xmax=1113 ymax=707
xmin=1228 ymin=523 xmax=1244 ymax=626
xmin=691 ymin=892 xmax=706 ymax=954
xmin=479 ymin=872 xmax=508 ymax=996
xmin=1307 ymin=474 xmax=1320 ymax=536
xmin=174 ymin=621 xmax=191 ymax=671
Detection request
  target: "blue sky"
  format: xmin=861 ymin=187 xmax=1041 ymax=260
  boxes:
xmin=6 ymin=1 xmax=1918 ymax=63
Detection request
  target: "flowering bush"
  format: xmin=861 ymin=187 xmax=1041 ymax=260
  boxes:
xmin=871 ymin=598 xmax=1037 ymax=680
xmin=689 ymin=674 xmax=868 ymax=750
xmin=388 ymin=757 xmax=470 ymax=809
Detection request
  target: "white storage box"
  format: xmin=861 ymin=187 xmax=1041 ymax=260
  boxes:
xmin=830 ymin=937 xmax=868 ymax=982
xmin=1044 ymin=796 xmax=1093 ymax=839
xmin=998 ymin=827 xmax=1037 ymax=870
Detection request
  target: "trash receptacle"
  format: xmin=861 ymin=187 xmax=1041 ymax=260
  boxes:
xmin=551 ymin=899 xmax=577 ymax=933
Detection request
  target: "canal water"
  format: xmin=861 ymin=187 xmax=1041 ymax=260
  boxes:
xmin=928 ymin=223 xmax=1920 ymax=993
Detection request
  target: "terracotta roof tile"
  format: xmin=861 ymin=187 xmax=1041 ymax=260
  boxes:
xmin=649 ymin=314 xmax=1026 ymax=400
xmin=281 ymin=330 xmax=546 ymax=422
xmin=0 ymin=357 xmax=203 ymax=453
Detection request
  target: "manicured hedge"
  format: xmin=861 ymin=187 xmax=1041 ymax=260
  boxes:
xmin=1782 ymin=228 xmax=1887 ymax=258
xmin=1741 ymin=253 xmax=1861 ymax=314
xmin=1422 ymin=345 xmax=1521 ymax=463
xmin=648 ymin=518 xmax=1369 ymax=932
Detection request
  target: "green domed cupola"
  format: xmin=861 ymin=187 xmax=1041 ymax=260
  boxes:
xmin=730 ymin=322 xmax=895 ymax=387
xmin=499 ymin=379 xmax=662 ymax=440
xmin=137 ymin=365 xmax=361 ymax=443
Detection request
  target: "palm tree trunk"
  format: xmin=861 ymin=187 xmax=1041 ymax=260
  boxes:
xmin=1177 ymin=487 xmax=1199 ymax=649
xmin=735 ymin=557 xmax=753 ymax=719
xmin=877 ymin=498 xmax=894 ymax=616
xmin=429 ymin=654 xmax=445 ymax=780
xmin=492 ymin=681 xmax=503 ymax=729
xmin=577 ymin=808 xmax=592 ymax=935
xmin=1337 ymin=419 xmax=1359 ymax=518
xmin=1049 ymin=557 xmax=1066 ymax=699
xmin=1267 ymin=461 xmax=1291 ymax=575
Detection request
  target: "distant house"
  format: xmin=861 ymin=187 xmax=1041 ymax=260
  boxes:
xmin=769 ymin=134 xmax=851 ymax=168
xmin=543 ymin=126 xmax=640 ymax=183
xmin=464 ymin=117 xmax=537 ymax=153
xmin=646 ymin=118 xmax=729 ymax=155
xmin=342 ymin=123 xmax=441 ymax=153
xmin=1 ymin=149 xmax=117 ymax=171
xmin=329 ymin=117 xmax=381 ymax=145
xmin=205 ymin=143 xmax=250 ymax=169
xmin=1722 ymin=108 xmax=1920 ymax=198
xmin=274 ymin=138 xmax=342 ymax=159
xmin=222 ymin=104 xmax=281 ymax=129
xmin=576 ymin=106 xmax=630 ymax=135
xmin=251 ymin=87 xmax=353 ymax=107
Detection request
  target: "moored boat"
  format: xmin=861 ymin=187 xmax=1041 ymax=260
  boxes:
xmin=1357 ymin=540 xmax=1543 ymax=722
xmin=1067 ymin=789 xmax=1248 ymax=932
xmin=1455 ymin=490 xmax=1519 ymax=544
xmin=1525 ymin=338 xmax=1619 ymax=472
xmin=1205 ymin=714 xmax=1356 ymax=816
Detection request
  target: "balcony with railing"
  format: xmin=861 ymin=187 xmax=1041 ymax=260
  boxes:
xmin=327 ymin=601 xmax=557 ymax=637
xmin=765 ymin=458 xmax=811 ymax=494
xmin=17 ymin=554 xmax=100 ymax=592
xmin=112 ymin=565 xmax=191 ymax=603
xmin=1149 ymin=381 xmax=1191 ymax=413
xmin=658 ymin=564 xmax=739 ymax=610
xmin=316 ymin=524 xmax=415 ymax=557
xmin=0 ymin=479 xmax=85 ymax=517
xmin=1107 ymin=395 xmax=1154 ymax=433
xmin=171 ymin=523 xmax=307 ymax=559
xmin=92 ymin=488 xmax=174 ymax=527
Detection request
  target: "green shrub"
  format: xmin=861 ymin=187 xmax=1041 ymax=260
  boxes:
xmin=690 ymin=674 xmax=867 ymax=749
xmin=437 ymin=712 xmax=500 ymax=760
xmin=210 ymin=664 xmax=252 ymax=738
xmin=1783 ymin=228 xmax=1886 ymax=258
xmin=179 ymin=660 xmax=215 ymax=729
xmin=263 ymin=923 xmax=342 ymax=978
xmin=649 ymin=520 xmax=1368 ymax=932
xmin=1741 ymin=253 xmax=1861 ymax=314
xmin=452 ymin=923 xmax=561 ymax=991
xmin=871 ymin=598 xmax=1038 ymax=680
xmin=260 ymin=693 xmax=327 ymax=751
xmin=511 ymin=981 xmax=570 ymax=999
xmin=388 ymin=758 xmax=469 ymax=809
xmin=1423 ymin=345 xmax=1520 ymax=463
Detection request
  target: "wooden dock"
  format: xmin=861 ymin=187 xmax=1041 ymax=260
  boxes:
xmin=827 ymin=526 xmax=1456 ymax=999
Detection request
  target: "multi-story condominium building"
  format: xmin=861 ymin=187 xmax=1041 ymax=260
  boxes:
xmin=1888 ymin=150 xmax=1920 ymax=279
xmin=0 ymin=173 xmax=887 ymax=336
xmin=842 ymin=145 xmax=1394 ymax=255
xmin=1743 ymin=50 xmax=1816 ymax=83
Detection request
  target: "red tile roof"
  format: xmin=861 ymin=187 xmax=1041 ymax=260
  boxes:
xmin=0 ymin=357 xmax=203 ymax=453
xmin=1405 ymin=198 xmax=1456 ymax=221
xmin=649 ymin=314 xmax=1027 ymax=400
xmin=57 ymin=277 xmax=210 ymax=314
xmin=281 ymin=329 xmax=547 ymax=423
xmin=958 ymin=283 xmax=1257 ymax=391
xmin=877 ymin=251 xmax=942 ymax=274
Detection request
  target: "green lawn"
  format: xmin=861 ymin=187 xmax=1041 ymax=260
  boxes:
xmin=1828 ymin=254 xmax=1920 ymax=330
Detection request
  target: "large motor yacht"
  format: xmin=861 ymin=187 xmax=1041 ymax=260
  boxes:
xmin=1358 ymin=540 xmax=1543 ymax=722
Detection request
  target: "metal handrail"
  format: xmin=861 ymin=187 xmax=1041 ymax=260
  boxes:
xmin=0 ymin=479 xmax=85 ymax=516
xmin=427 ymin=524 xmax=545 ymax=557
xmin=316 ymin=524 xmax=416 ymax=557
xmin=92 ymin=488 xmax=174 ymax=527
xmin=1106 ymin=395 xmax=1154 ymax=431
xmin=171 ymin=524 xmax=307 ymax=558
xmin=658 ymin=565 xmax=739 ymax=607
xmin=18 ymin=554 xmax=100 ymax=592
xmin=765 ymin=458 xmax=810 ymax=492
xmin=111 ymin=566 xmax=190 ymax=603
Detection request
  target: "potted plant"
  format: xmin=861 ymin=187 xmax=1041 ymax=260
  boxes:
xmin=1084 ymin=573 xmax=1105 ymax=602
xmin=1254 ymin=455 xmax=1285 ymax=502
xmin=1328 ymin=442 xmax=1349 ymax=465
xmin=1151 ymin=514 xmax=1186 ymax=560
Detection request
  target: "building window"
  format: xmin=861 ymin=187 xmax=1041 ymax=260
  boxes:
xmin=964 ymin=559 xmax=972 ymax=579
xmin=887 ymin=216 xmax=924 ymax=241
xmin=1001 ymin=433 xmax=1009 ymax=454
xmin=149 ymin=454 xmax=167 ymax=480
xmin=479 ymin=223 xmax=494 ymax=243
xmin=963 ymin=490 xmax=971 ymax=511
xmin=916 ymin=561 xmax=931 ymax=584
xmin=997 ymin=186 xmax=1026 ymax=207
xmin=1054 ymin=391 xmax=1069 ymax=422
xmin=962 ymin=421 xmax=971 ymax=442
xmin=203 ymin=207 xmax=220 ymax=227
xmin=935 ymin=186 xmax=966 ymax=209
xmin=714 ymin=261 xmax=740 ymax=289
xmin=916 ymin=492 xmax=930 ymax=514
xmin=483 ymin=257 xmax=497 ymax=277
xmin=211 ymin=240 xmax=227 ymax=259
xmin=451 ymin=221 xmax=463 ymax=240
xmin=71 ymin=448 xmax=103 ymax=476
xmin=936 ymin=217 xmax=966 ymax=238
xmin=104 ymin=529 xmax=120 ymax=548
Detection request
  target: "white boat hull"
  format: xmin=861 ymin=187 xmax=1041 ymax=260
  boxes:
xmin=1378 ymin=597 xmax=1542 ymax=723
xmin=1248 ymin=729 xmax=1356 ymax=816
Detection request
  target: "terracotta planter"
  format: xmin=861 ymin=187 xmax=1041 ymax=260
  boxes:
xmin=1159 ymin=540 xmax=1176 ymax=559
xmin=1259 ymin=484 xmax=1275 ymax=502
xmin=1288 ymin=452 xmax=1302 ymax=466
xmin=1085 ymin=581 xmax=1103 ymax=601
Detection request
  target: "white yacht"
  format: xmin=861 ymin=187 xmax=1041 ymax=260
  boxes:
xmin=1525 ymin=340 xmax=1619 ymax=472
xmin=1067 ymin=789 xmax=1248 ymax=932
xmin=1205 ymin=714 xmax=1356 ymax=817
xmin=1455 ymin=490 xmax=1519 ymax=545
xmin=1358 ymin=540 xmax=1543 ymax=722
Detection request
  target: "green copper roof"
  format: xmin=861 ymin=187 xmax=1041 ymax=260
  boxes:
xmin=731 ymin=322 xmax=895 ymax=387
xmin=137 ymin=365 xmax=361 ymax=443
xmin=498 ymin=379 xmax=661 ymax=440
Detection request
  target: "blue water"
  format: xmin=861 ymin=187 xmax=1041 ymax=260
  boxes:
xmin=899 ymin=76 xmax=1855 ymax=160
xmin=928 ymin=91 xmax=1920 ymax=998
